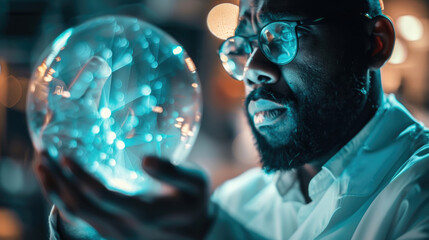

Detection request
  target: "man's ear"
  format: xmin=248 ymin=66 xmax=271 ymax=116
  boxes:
xmin=368 ymin=15 xmax=395 ymax=69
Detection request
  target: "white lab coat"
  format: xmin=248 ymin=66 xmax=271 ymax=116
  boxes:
xmin=206 ymin=95 xmax=429 ymax=240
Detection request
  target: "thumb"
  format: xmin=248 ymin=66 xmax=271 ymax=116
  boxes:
xmin=142 ymin=156 xmax=207 ymax=196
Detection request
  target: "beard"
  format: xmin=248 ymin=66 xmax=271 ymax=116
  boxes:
xmin=245 ymin=61 xmax=370 ymax=173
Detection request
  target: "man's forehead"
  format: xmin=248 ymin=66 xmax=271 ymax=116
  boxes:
xmin=239 ymin=0 xmax=365 ymax=18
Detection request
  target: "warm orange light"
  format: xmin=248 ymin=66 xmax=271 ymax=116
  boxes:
xmin=397 ymin=15 xmax=424 ymax=41
xmin=62 ymin=91 xmax=71 ymax=98
xmin=220 ymin=53 xmax=228 ymax=62
xmin=185 ymin=57 xmax=196 ymax=73
xmin=37 ymin=62 xmax=48 ymax=78
xmin=381 ymin=68 xmax=402 ymax=93
xmin=0 ymin=208 xmax=22 ymax=239
xmin=181 ymin=123 xmax=191 ymax=137
xmin=43 ymin=75 xmax=53 ymax=82
xmin=389 ymin=38 xmax=408 ymax=64
xmin=379 ymin=0 xmax=384 ymax=11
xmin=207 ymin=3 xmax=239 ymax=40
xmin=152 ymin=106 xmax=164 ymax=113
xmin=0 ymin=75 xmax=22 ymax=108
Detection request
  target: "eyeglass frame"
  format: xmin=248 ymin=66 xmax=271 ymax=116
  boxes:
xmin=218 ymin=13 xmax=373 ymax=81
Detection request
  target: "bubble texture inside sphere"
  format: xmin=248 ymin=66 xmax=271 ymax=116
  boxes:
xmin=26 ymin=16 xmax=202 ymax=195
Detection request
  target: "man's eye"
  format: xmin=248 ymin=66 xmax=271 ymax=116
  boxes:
xmin=280 ymin=30 xmax=295 ymax=42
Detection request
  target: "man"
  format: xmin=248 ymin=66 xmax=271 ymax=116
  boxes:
xmin=36 ymin=0 xmax=429 ymax=239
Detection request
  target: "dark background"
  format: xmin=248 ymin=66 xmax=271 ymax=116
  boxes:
xmin=0 ymin=0 xmax=428 ymax=239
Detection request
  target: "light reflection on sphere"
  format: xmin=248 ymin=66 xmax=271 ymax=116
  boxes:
xmin=26 ymin=16 xmax=202 ymax=195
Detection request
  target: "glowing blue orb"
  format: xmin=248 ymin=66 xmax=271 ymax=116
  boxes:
xmin=26 ymin=16 xmax=202 ymax=195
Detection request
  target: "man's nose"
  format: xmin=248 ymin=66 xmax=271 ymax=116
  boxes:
xmin=244 ymin=48 xmax=280 ymax=88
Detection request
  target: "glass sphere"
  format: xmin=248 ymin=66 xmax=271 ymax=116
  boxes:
xmin=27 ymin=16 xmax=202 ymax=195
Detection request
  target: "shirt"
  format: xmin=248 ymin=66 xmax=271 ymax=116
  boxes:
xmin=206 ymin=94 xmax=429 ymax=239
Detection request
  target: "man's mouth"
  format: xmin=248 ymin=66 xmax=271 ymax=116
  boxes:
xmin=248 ymin=99 xmax=287 ymax=128
xmin=254 ymin=109 xmax=287 ymax=125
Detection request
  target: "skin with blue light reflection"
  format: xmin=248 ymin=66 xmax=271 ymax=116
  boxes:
xmin=34 ymin=0 xmax=395 ymax=238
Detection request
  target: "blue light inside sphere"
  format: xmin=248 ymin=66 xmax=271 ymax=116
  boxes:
xmin=26 ymin=16 xmax=202 ymax=195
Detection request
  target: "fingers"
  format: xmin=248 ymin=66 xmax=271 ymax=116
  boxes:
xmin=61 ymin=154 xmax=208 ymax=225
xmin=46 ymin=154 xmax=122 ymax=213
xmin=60 ymin=156 xmax=165 ymax=219
xmin=61 ymin=157 xmax=107 ymax=192
xmin=35 ymin=152 xmax=210 ymax=239
xmin=142 ymin=156 xmax=208 ymax=196
xmin=35 ymin=161 xmax=60 ymax=205
xmin=60 ymin=156 xmax=137 ymax=213
xmin=36 ymin=152 xmax=136 ymax=239
xmin=56 ymin=161 xmax=188 ymax=239
xmin=69 ymin=56 xmax=111 ymax=104
xmin=37 ymin=153 xmax=104 ymax=215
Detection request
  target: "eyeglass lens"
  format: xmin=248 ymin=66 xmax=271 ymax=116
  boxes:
xmin=219 ymin=36 xmax=252 ymax=80
xmin=259 ymin=22 xmax=298 ymax=65
xmin=219 ymin=22 xmax=298 ymax=80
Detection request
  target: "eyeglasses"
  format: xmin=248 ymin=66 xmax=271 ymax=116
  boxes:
xmin=218 ymin=14 xmax=372 ymax=81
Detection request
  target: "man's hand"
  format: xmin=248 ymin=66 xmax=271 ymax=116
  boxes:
xmin=34 ymin=55 xmax=213 ymax=239
xmin=35 ymin=152 xmax=213 ymax=240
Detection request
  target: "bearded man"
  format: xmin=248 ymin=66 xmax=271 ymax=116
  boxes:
xmin=36 ymin=0 xmax=429 ymax=239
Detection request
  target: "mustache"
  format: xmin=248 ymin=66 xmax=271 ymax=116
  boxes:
xmin=245 ymin=87 xmax=293 ymax=109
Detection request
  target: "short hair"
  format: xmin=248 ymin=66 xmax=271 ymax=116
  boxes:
xmin=259 ymin=0 xmax=385 ymax=18
xmin=364 ymin=0 xmax=384 ymax=16
xmin=322 ymin=0 xmax=384 ymax=16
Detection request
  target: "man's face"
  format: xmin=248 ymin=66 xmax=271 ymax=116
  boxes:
xmin=238 ymin=0 xmax=372 ymax=171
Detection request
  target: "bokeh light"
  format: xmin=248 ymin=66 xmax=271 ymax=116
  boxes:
xmin=207 ymin=3 xmax=239 ymax=40
xmin=0 ymin=61 xmax=24 ymax=109
xmin=0 ymin=209 xmax=22 ymax=240
xmin=389 ymin=38 xmax=408 ymax=64
xmin=397 ymin=15 xmax=424 ymax=41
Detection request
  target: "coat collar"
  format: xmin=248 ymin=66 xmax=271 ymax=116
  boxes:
xmin=276 ymin=95 xmax=425 ymax=199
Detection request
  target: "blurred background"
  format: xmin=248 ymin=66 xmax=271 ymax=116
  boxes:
xmin=0 ymin=0 xmax=428 ymax=239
